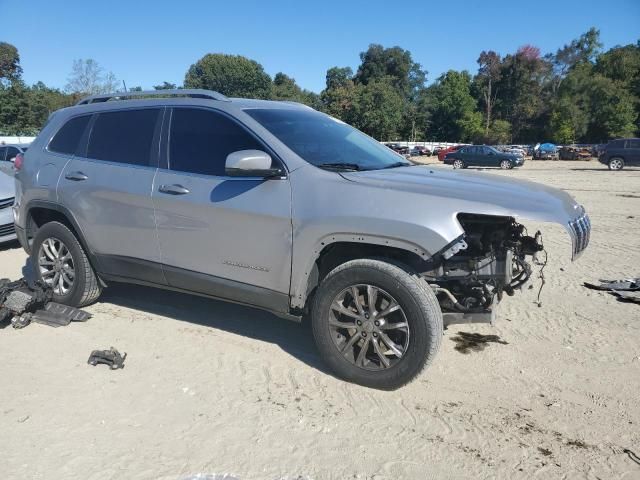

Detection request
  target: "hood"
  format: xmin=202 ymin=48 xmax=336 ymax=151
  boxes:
xmin=341 ymin=165 xmax=583 ymax=226
xmin=0 ymin=171 xmax=15 ymax=200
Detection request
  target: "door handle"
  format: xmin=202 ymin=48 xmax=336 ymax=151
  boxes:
xmin=65 ymin=171 xmax=88 ymax=181
xmin=159 ymin=184 xmax=190 ymax=195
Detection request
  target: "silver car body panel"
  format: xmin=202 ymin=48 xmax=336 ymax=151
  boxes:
xmin=14 ymin=92 xmax=590 ymax=315
xmin=0 ymin=171 xmax=16 ymax=243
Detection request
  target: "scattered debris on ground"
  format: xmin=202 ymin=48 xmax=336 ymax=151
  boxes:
xmin=87 ymin=347 xmax=127 ymax=370
xmin=0 ymin=277 xmax=92 ymax=327
xmin=584 ymin=276 xmax=640 ymax=304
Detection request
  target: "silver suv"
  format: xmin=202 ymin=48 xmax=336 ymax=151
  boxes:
xmin=13 ymin=90 xmax=590 ymax=389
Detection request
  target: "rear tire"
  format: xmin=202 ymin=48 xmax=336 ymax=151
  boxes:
xmin=311 ymin=259 xmax=443 ymax=390
xmin=608 ymin=157 xmax=624 ymax=170
xmin=31 ymin=221 xmax=102 ymax=307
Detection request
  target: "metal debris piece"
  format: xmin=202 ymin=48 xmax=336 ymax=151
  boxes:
xmin=88 ymin=347 xmax=126 ymax=370
xmin=584 ymin=277 xmax=640 ymax=291
xmin=11 ymin=314 xmax=32 ymax=329
xmin=612 ymin=290 xmax=640 ymax=304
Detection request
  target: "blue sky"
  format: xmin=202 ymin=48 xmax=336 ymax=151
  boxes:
xmin=2 ymin=0 xmax=639 ymax=93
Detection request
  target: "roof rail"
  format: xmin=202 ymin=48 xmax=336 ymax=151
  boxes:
xmin=76 ymin=89 xmax=230 ymax=105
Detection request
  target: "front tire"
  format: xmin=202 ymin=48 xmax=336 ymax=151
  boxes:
xmin=608 ymin=157 xmax=624 ymax=170
xmin=31 ymin=221 xmax=102 ymax=307
xmin=500 ymin=160 xmax=513 ymax=169
xmin=311 ymin=259 xmax=443 ymax=390
xmin=452 ymin=159 xmax=464 ymax=169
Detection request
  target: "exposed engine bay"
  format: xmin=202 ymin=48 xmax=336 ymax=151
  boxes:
xmin=423 ymin=213 xmax=546 ymax=317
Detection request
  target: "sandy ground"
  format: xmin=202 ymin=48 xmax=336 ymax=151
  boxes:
xmin=1 ymin=160 xmax=639 ymax=480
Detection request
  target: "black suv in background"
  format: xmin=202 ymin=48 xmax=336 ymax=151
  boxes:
xmin=598 ymin=138 xmax=640 ymax=170
xmin=444 ymin=145 xmax=524 ymax=169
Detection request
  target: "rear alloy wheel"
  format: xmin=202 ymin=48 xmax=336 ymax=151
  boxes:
xmin=452 ymin=159 xmax=464 ymax=169
xmin=31 ymin=221 xmax=102 ymax=307
xmin=500 ymin=160 xmax=512 ymax=169
xmin=608 ymin=157 xmax=624 ymax=171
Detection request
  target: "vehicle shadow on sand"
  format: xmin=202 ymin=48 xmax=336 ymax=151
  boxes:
xmin=100 ymin=282 xmax=332 ymax=375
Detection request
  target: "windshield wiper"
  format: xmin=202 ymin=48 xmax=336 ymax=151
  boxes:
xmin=379 ymin=162 xmax=412 ymax=170
xmin=317 ymin=162 xmax=362 ymax=171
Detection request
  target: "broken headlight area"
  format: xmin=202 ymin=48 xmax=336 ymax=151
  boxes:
xmin=423 ymin=213 xmax=545 ymax=324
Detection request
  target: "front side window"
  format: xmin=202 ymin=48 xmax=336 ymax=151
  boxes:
xmin=169 ymin=108 xmax=264 ymax=176
xmin=87 ymin=109 xmax=159 ymax=166
xmin=627 ymin=139 xmax=640 ymax=149
xmin=48 ymin=115 xmax=91 ymax=155
xmin=244 ymin=108 xmax=410 ymax=171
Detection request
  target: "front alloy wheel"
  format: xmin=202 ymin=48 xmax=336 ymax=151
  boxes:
xmin=38 ymin=237 xmax=75 ymax=295
xmin=608 ymin=158 xmax=624 ymax=171
xmin=452 ymin=159 xmax=464 ymax=169
xmin=500 ymin=160 xmax=512 ymax=169
xmin=329 ymin=284 xmax=409 ymax=370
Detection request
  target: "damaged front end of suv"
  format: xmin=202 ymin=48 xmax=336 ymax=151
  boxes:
xmin=422 ymin=209 xmax=590 ymax=326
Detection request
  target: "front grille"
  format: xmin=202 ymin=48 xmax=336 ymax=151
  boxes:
xmin=568 ymin=211 xmax=591 ymax=259
xmin=0 ymin=222 xmax=15 ymax=237
xmin=0 ymin=197 xmax=14 ymax=210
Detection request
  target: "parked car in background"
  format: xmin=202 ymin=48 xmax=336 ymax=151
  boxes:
xmin=0 ymin=170 xmax=17 ymax=244
xmin=507 ymin=146 xmax=527 ymax=158
xmin=0 ymin=144 xmax=29 ymax=175
xmin=385 ymin=143 xmax=410 ymax=156
xmin=410 ymin=146 xmax=431 ymax=157
xmin=598 ymin=138 xmax=640 ymax=170
xmin=444 ymin=145 xmax=524 ymax=169
xmin=533 ymin=143 xmax=558 ymax=160
xmin=437 ymin=145 xmax=462 ymax=161
xmin=558 ymin=145 xmax=592 ymax=160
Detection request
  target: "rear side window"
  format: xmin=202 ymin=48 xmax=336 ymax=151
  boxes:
xmin=0 ymin=147 xmax=6 ymax=161
xmin=169 ymin=108 xmax=264 ymax=176
xmin=48 ymin=115 xmax=91 ymax=155
xmin=88 ymin=109 xmax=160 ymax=166
xmin=6 ymin=146 xmax=20 ymax=161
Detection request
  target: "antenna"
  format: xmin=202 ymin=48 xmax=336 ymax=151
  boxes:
xmin=122 ymin=80 xmax=128 ymax=92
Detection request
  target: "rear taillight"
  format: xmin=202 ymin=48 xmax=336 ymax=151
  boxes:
xmin=14 ymin=153 xmax=24 ymax=170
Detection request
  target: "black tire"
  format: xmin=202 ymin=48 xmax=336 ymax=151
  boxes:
xmin=31 ymin=221 xmax=102 ymax=307
xmin=500 ymin=159 xmax=512 ymax=170
xmin=452 ymin=159 xmax=464 ymax=169
xmin=311 ymin=259 xmax=443 ymax=390
xmin=608 ymin=157 xmax=624 ymax=171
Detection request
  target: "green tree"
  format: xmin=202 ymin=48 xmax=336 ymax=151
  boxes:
xmin=351 ymin=78 xmax=404 ymax=140
xmin=475 ymin=50 xmax=501 ymax=136
xmin=0 ymin=42 xmax=22 ymax=85
xmin=184 ymin=54 xmax=272 ymax=99
xmin=425 ymin=70 xmax=482 ymax=142
xmin=153 ymin=81 xmax=178 ymax=90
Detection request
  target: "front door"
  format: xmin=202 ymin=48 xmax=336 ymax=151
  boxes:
xmin=151 ymin=107 xmax=292 ymax=311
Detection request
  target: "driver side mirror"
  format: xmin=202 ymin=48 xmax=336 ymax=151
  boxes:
xmin=225 ymin=150 xmax=284 ymax=178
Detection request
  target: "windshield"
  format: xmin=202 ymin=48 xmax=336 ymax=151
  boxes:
xmin=244 ymin=108 xmax=411 ymax=171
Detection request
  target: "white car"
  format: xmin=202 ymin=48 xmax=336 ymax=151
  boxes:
xmin=0 ymin=170 xmax=16 ymax=244
xmin=0 ymin=144 xmax=29 ymax=176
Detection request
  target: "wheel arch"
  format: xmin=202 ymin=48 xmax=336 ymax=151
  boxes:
xmin=289 ymin=234 xmax=436 ymax=311
xmin=22 ymin=201 xmax=102 ymax=278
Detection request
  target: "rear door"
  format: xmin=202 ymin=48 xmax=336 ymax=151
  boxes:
xmin=151 ymin=107 xmax=292 ymax=309
xmin=58 ymin=107 xmax=165 ymax=284
xmin=627 ymin=139 xmax=640 ymax=165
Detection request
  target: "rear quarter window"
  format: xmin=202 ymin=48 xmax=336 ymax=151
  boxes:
xmin=48 ymin=115 xmax=92 ymax=155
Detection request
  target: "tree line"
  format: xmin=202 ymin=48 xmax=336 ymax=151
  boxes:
xmin=1 ymin=28 xmax=638 ymax=143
